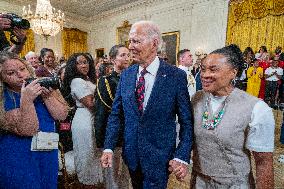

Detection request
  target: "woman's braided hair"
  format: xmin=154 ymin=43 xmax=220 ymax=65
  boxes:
xmin=210 ymin=44 xmax=245 ymax=78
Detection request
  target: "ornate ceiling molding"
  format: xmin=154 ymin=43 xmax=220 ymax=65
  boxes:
xmin=89 ymin=0 xmax=223 ymax=21
xmin=1 ymin=0 xmax=226 ymax=20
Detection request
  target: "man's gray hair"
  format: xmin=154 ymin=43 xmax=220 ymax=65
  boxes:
xmin=25 ymin=51 xmax=36 ymax=60
xmin=131 ymin=20 xmax=162 ymax=51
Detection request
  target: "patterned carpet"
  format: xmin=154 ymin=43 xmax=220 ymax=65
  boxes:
xmin=167 ymin=109 xmax=284 ymax=189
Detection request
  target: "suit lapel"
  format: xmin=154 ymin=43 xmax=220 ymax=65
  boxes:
xmin=143 ymin=61 xmax=168 ymax=116
xmin=125 ymin=64 xmax=140 ymax=116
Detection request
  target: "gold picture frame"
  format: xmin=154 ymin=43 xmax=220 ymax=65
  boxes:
xmin=161 ymin=31 xmax=180 ymax=66
xmin=116 ymin=20 xmax=132 ymax=46
xmin=95 ymin=48 xmax=105 ymax=58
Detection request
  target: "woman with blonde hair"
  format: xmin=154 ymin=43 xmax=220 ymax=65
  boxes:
xmin=0 ymin=51 xmax=68 ymax=188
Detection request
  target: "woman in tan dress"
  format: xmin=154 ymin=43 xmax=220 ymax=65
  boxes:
xmin=190 ymin=44 xmax=274 ymax=189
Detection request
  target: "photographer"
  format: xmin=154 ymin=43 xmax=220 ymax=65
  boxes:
xmin=0 ymin=51 xmax=68 ymax=188
xmin=0 ymin=13 xmax=27 ymax=54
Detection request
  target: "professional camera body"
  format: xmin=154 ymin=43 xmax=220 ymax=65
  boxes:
xmin=2 ymin=13 xmax=30 ymax=32
xmin=25 ymin=77 xmax=61 ymax=90
xmin=1 ymin=13 xmax=30 ymax=45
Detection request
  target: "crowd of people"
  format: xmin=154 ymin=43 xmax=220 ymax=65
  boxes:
xmin=236 ymin=45 xmax=284 ymax=107
xmin=0 ymin=12 xmax=280 ymax=189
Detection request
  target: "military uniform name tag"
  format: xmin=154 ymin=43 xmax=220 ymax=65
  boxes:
xmin=31 ymin=131 xmax=59 ymax=151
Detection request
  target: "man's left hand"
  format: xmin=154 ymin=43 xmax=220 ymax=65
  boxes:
xmin=168 ymin=159 xmax=188 ymax=181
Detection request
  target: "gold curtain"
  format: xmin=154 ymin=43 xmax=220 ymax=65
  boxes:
xmin=4 ymin=29 xmax=35 ymax=58
xmin=226 ymin=0 xmax=284 ymax=52
xmin=61 ymin=28 xmax=88 ymax=59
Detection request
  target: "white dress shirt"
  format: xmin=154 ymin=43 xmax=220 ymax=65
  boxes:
xmin=137 ymin=56 xmax=160 ymax=110
xmin=178 ymin=65 xmax=196 ymax=99
xmin=265 ymin=67 xmax=283 ymax=81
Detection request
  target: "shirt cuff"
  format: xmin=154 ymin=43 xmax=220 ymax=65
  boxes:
xmin=103 ymin=149 xmax=113 ymax=153
xmin=173 ymin=158 xmax=189 ymax=165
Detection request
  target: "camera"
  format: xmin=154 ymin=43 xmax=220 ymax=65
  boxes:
xmin=25 ymin=77 xmax=61 ymax=90
xmin=2 ymin=13 xmax=30 ymax=31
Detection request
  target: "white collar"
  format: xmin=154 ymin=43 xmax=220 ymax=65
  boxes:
xmin=178 ymin=65 xmax=188 ymax=71
xmin=138 ymin=56 xmax=160 ymax=76
xmin=178 ymin=65 xmax=193 ymax=72
xmin=209 ymin=93 xmax=227 ymax=103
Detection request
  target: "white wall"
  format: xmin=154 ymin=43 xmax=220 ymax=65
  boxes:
xmin=89 ymin=0 xmax=229 ymax=58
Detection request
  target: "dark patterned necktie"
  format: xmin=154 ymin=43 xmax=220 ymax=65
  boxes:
xmin=136 ymin=68 xmax=148 ymax=114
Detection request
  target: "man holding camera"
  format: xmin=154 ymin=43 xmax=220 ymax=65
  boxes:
xmin=0 ymin=13 xmax=27 ymax=54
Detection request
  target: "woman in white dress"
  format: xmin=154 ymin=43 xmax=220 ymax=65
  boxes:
xmin=63 ymin=53 xmax=103 ymax=188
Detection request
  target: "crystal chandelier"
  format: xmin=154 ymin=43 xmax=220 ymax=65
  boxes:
xmin=22 ymin=0 xmax=65 ymax=39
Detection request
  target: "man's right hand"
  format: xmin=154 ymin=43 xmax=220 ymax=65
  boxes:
xmin=169 ymin=160 xmax=188 ymax=181
xmin=0 ymin=14 xmax=11 ymax=30
xmin=101 ymin=152 xmax=113 ymax=168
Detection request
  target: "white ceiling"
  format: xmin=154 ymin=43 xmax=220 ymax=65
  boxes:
xmin=2 ymin=0 xmax=140 ymax=18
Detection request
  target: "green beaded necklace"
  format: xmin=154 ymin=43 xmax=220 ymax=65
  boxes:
xmin=202 ymin=96 xmax=228 ymax=130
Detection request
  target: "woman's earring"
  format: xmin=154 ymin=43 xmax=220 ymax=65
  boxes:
xmin=231 ymin=78 xmax=236 ymax=86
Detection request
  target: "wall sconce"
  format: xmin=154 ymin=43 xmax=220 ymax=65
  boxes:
xmin=195 ymin=48 xmax=207 ymax=59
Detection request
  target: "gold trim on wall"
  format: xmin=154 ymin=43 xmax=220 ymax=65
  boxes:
xmin=116 ymin=20 xmax=132 ymax=46
xmin=95 ymin=48 xmax=105 ymax=58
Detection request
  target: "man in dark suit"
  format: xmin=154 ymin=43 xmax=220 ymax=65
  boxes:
xmin=192 ymin=58 xmax=203 ymax=91
xmin=101 ymin=21 xmax=193 ymax=189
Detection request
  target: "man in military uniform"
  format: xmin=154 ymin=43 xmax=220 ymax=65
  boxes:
xmin=177 ymin=49 xmax=196 ymax=98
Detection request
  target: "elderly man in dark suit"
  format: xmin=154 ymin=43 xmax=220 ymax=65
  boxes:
xmin=101 ymin=20 xmax=193 ymax=189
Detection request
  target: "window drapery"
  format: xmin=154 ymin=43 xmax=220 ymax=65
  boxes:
xmin=61 ymin=28 xmax=88 ymax=59
xmin=226 ymin=0 xmax=284 ymax=52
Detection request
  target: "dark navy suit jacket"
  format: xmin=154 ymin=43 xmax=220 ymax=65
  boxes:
xmin=104 ymin=60 xmax=193 ymax=178
xmin=195 ymin=70 xmax=203 ymax=91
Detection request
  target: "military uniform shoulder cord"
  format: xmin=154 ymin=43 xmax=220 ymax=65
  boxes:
xmin=96 ymin=78 xmax=113 ymax=109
